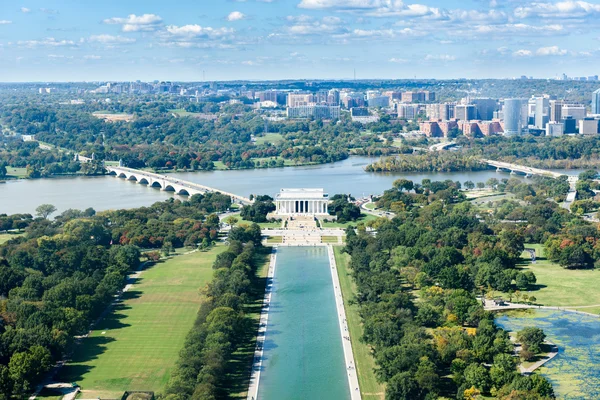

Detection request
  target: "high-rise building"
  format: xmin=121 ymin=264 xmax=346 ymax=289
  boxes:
xmin=471 ymin=98 xmax=497 ymax=121
xmin=287 ymin=92 xmax=315 ymax=107
xmin=546 ymin=122 xmax=564 ymax=136
xmin=397 ymin=104 xmax=421 ymax=119
xmin=563 ymin=116 xmax=577 ymax=134
xmin=592 ymin=88 xmax=600 ymax=115
xmin=534 ymin=97 xmax=549 ymax=129
xmin=454 ymin=104 xmax=477 ymax=121
xmin=503 ymin=99 xmax=527 ymax=135
xmin=426 ymin=103 xmax=455 ymax=120
xmin=286 ymin=105 xmax=340 ymax=120
xmin=549 ymin=100 xmax=563 ymax=123
xmin=327 ymin=89 xmax=340 ymax=105
xmin=562 ymin=104 xmax=587 ymax=121
xmin=579 ymin=117 xmax=600 ymax=135
xmin=368 ymin=96 xmax=390 ymax=108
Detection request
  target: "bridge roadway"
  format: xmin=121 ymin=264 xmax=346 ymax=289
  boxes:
xmin=105 ymin=166 xmax=253 ymax=204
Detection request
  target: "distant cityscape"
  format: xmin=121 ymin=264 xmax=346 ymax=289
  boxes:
xmin=32 ymin=78 xmax=600 ymax=139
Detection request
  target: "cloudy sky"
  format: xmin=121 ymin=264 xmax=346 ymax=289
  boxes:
xmin=0 ymin=0 xmax=599 ymax=81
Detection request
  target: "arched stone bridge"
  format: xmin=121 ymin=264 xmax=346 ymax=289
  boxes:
xmin=105 ymin=166 xmax=253 ymax=204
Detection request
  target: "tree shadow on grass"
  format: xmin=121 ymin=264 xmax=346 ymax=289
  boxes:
xmin=59 ymin=335 xmax=117 ymax=382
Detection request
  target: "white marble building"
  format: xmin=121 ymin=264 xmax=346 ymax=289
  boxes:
xmin=275 ymin=188 xmax=329 ymax=215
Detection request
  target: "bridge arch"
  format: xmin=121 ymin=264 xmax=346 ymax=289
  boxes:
xmin=138 ymin=178 xmax=149 ymax=185
xmin=150 ymin=181 xmax=162 ymax=189
xmin=118 ymin=172 xmax=127 ymax=178
xmin=163 ymin=185 xmax=176 ymax=192
xmin=177 ymin=189 xmax=190 ymax=196
xmin=127 ymin=175 xmax=138 ymax=181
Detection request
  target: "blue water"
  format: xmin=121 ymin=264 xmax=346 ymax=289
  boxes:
xmin=496 ymin=310 xmax=600 ymax=399
xmin=257 ymin=246 xmax=350 ymax=400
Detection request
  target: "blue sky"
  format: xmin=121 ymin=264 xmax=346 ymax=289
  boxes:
xmin=0 ymin=0 xmax=600 ymax=81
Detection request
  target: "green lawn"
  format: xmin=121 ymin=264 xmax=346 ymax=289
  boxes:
xmin=364 ymin=203 xmax=377 ymax=210
xmin=0 ymin=232 xmax=24 ymax=245
xmin=5 ymin=167 xmax=27 ymax=179
xmin=321 ymin=236 xmax=340 ymax=243
xmin=322 ymin=213 xmax=379 ymax=228
xmin=334 ymin=247 xmax=385 ymax=399
xmin=510 ymin=244 xmax=600 ymax=312
xmin=254 ymin=133 xmax=284 ymax=146
xmin=266 ymin=236 xmax=283 ymax=244
xmin=59 ymin=246 xmax=226 ymax=398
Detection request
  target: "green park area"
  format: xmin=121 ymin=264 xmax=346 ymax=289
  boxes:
xmin=3 ymin=167 xmax=27 ymax=179
xmin=511 ymin=244 xmax=600 ymax=314
xmin=321 ymin=213 xmax=379 ymax=228
xmin=254 ymin=133 xmax=284 ymax=146
xmin=59 ymin=246 xmax=226 ymax=398
xmin=334 ymin=247 xmax=385 ymax=399
xmin=0 ymin=233 xmax=24 ymax=245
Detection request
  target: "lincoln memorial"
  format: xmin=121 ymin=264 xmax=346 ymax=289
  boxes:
xmin=275 ymin=188 xmax=329 ymax=215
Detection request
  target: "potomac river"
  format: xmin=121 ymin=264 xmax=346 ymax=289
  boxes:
xmin=0 ymin=156 xmax=582 ymax=215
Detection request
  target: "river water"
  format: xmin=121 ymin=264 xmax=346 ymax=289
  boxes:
xmin=0 ymin=156 xmax=582 ymax=215
xmin=258 ymin=246 xmax=350 ymax=400
xmin=496 ymin=310 xmax=600 ymax=399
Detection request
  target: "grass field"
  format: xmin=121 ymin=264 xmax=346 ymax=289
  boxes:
xmin=334 ymin=247 xmax=385 ymax=399
xmin=59 ymin=246 xmax=226 ymax=398
xmin=4 ymin=166 xmax=27 ymax=179
xmin=321 ymin=236 xmax=340 ymax=243
xmin=0 ymin=232 xmax=24 ymax=245
xmin=254 ymin=133 xmax=284 ymax=146
xmin=266 ymin=236 xmax=283 ymax=244
xmin=321 ymin=213 xmax=379 ymax=228
xmin=509 ymin=244 xmax=600 ymax=313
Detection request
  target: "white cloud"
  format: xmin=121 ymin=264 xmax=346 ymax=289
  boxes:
xmin=515 ymin=1 xmax=600 ymax=18
xmin=16 ymin=37 xmax=77 ymax=48
xmin=40 ymin=8 xmax=58 ymax=14
xmin=536 ymin=45 xmax=567 ymax=56
xmin=88 ymin=34 xmax=136 ymax=44
xmin=286 ymin=16 xmax=347 ymax=35
xmin=227 ymin=11 xmax=246 ymax=21
xmin=20 ymin=7 xmax=31 ymax=13
xmin=83 ymin=55 xmax=102 ymax=60
xmin=424 ymin=54 xmax=456 ymax=61
xmin=0 ymin=20 xmax=12 ymax=24
xmin=103 ymin=14 xmax=163 ymax=32
xmin=242 ymin=60 xmax=257 ymax=65
xmin=389 ymin=57 xmax=408 ymax=63
xmin=165 ymin=24 xmax=234 ymax=38
xmin=513 ymin=49 xmax=533 ymax=57
xmin=473 ymin=23 xmax=564 ymax=35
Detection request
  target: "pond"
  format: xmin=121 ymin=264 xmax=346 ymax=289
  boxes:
xmin=496 ymin=309 xmax=600 ymax=399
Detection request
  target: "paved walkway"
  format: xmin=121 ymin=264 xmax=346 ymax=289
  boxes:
xmin=484 ymin=300 xmax=600 ymax=318
xmin=519 ymin=341 xmax=559 ymax=375
xmin=328 ymin=245 xmax=362 ymax=400
xmin=246 ymin=247 xmax=277 ymax=400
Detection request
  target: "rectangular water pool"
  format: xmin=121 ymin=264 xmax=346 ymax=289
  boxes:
xmin=257 ymin=246 xmax=350 ymax=400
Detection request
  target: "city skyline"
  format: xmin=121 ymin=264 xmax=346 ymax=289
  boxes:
xmin=1 ymin=0 xmax=600 ymax=81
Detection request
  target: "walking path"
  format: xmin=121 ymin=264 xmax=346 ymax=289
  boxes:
xmin=246 ymin=247 xmax=277 ymax=400
xmin=484 ymin=300 xmax=600 ymax=318
xmin=518 ymin=341 xmax=559 ymax=375
xmin=328 ymin=245 xmax=362 ymax=400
